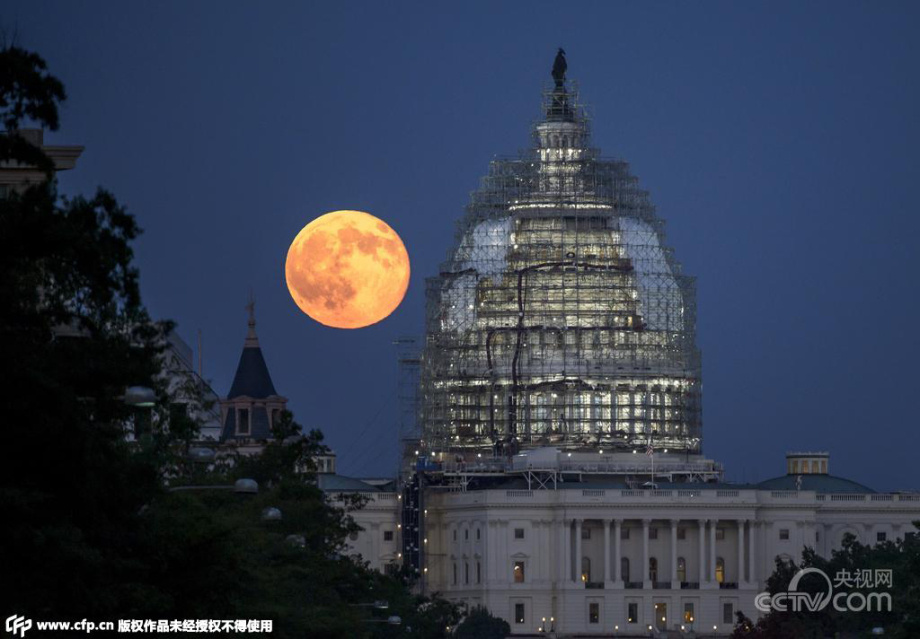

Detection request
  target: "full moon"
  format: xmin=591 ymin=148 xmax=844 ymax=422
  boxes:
xmin=285 ymin=210 xmax=410 ymax=329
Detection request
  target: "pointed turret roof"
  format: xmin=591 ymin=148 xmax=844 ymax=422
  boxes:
xmin=227 ymin=297 xmax=278 ymax=399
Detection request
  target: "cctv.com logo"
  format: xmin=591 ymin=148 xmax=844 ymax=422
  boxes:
xmin=5 ymin=615 xmax=32 ymax=638
xmin=754 ymin=567 xmax=893 ymax=613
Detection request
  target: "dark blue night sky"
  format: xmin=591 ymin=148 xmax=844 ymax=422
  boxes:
xmin=6 ymin=1 xmax=918 ymax=488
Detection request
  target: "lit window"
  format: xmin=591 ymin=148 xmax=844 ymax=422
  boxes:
xmin=514 ymin=528 xmax=525 ymax=539
xmin=779 ymin=529 xmax=790 ymax=541
xmin=716 ymin=557 xmax=725 ymax=584
xmin=581 ymin=557 xmax=591 ymax=583
xmin=514 ymin=561 xmax=525 ymax=583
xmin=684 ymin=602 xmax=694 ymax=623
xmin=589 ymin=602 xmax=599 ymax=624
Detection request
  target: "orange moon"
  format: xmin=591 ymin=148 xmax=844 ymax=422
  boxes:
xmin=285 ymin=210 xmax=410 ymax=329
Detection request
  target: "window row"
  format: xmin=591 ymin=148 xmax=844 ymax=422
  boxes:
xmin=452 ymin=527 xmax=482 ymax=541
xmin=452 ymin=561 xmax=483 ymax=585
xmin=514 ymin=600 xmax=735 ymax=627
xmin=581 ymin=525 xmax=723 ymax=540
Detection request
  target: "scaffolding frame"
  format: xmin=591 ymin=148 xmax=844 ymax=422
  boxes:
xmin=419 ymin=80 xmax=702 ymax=460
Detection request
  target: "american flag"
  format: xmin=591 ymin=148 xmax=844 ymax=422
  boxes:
xmin=645 ymin=436 xmax=654 ymax=457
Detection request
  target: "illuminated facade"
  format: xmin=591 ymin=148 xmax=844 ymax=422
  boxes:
xmin=420 ymin=76 xmax=700 ymax=456
xmin=330 ymin=59 xmax=920 ymax=636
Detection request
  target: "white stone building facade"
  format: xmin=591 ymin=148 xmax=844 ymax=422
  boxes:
xmin=422 ymin=478 xmax=919 ymax=635
xmin=339 ymin=449 xmax=920 ymax=636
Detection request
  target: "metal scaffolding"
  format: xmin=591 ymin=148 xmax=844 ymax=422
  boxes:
xmin=419 ymin=79 xmax=702 ymax=459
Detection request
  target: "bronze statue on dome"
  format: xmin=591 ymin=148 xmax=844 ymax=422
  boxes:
xmin=552 ymin=48 xmax=567 ymax=88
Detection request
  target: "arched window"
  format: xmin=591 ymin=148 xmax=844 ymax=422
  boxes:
xmin=677 ymin=557 xmax=686 ymax=582
xmin=649 ymin=557 xmax=658 ymax=582
xmin=581 ymin=556 xmax=591 ymax=583
xmin=715 ymin=557 xmax=725 ymax=583
xmin=621 ymin=557 xmax=630 ymax=583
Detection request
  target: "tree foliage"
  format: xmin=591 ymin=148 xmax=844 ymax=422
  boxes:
xmin=732 ymin=526 xmax=920 ymax=639
xmin=454 ymin=606 xmax=510 ymax=639
xmin=1 ymin=43 xmax=168 ymax=621
xmin=0 ymin=45 xmax=65 ymax=172
xmin=1 ymin=44 xmax=466 ymax=639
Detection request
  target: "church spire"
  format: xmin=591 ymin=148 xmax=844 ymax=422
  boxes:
xmin=227 ymin=293 xmax=277 ymax=399
xmin=245 ymin=291 xmax=259 ymax=347
xmin=221 ymin=293 xmax=287 ymax=443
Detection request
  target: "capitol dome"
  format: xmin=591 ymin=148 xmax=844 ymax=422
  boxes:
xmin=420 ymin=62 xmax=701 ymax=456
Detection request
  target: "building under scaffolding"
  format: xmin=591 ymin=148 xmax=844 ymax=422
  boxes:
xmin=419 ymin=74 xmax=701 ymax=460
xmin=333 ymin=58 xmax=920 ymax=635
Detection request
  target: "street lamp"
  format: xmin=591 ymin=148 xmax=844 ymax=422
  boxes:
xmin=362 ymin=616 xmax=401 ymax=626
xmin=124 ymin=386 xmax=156 ymax=407
xmin=187 ymin=447 xmax=215 ymax=463
xmin=350 ymin=601 xmax=389 ymax=610
xmin=234 ymin=478 xmax=259 ymax=494
xmin=286 ymin=534 xmax=306 ymax=548
xmin=261 ymin=507 xmax=282 ymax=522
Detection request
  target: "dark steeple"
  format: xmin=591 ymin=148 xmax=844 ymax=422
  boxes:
xmin=220 ymin=296 xmax=287 ymax=444
xmin=227 ymin=296 xmax=277 ymax=399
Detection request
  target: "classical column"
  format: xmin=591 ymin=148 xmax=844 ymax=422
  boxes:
xmin=498 ymin=519 xmax=510 ymax=584
xmin=603 ymin=519 xmax=612 ymax=584
xmin=563 ymin=519 xmax=572 ymax=584
xmin=748 ymin=520 xmax=756 ymax=586
xmin=487 ymin=520 xmax=497 ymax=583
xmin=575 ymin=519 xmax=583 ymax=586
xmin=709 ymin=519 xmax=718 ymax=585
xmin=737 ymin=520 xmax=745 ymax=586
xmin=698 ymin=519 xmax=706 ymax=584
xmin=613 ymin=519 xmax=623 ymax=587
xmin=670 ymin=519 xmax=679 ymax=585
xmin=370 ymin=522 xmax=381 ymax=570
xmin=557 ymin=518 xmax=566 ymax=585
xmin=531 ymin=520 xmax=541 ymax=583
xmin=642 ymin=518 xmax=651 ymax=588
